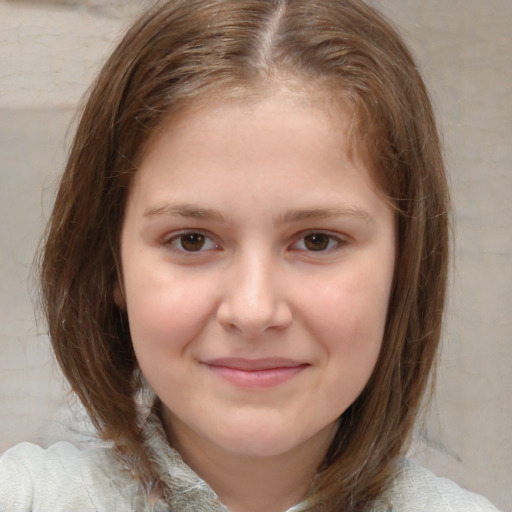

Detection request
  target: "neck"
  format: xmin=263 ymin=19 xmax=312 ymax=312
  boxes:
xmin=185 ymin=449 xmax=315 ymax=512
xmin=164 ymin=413 xmax=332 ymax=512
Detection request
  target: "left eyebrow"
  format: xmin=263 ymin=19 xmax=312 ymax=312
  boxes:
xmin=277 ymin=206 xmax=374 ymax=224
xmin=143 ymin=203 xmax=226 ymax=222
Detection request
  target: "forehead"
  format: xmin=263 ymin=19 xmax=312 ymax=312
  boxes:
xmin=137 ymin=90 xmax=354 ymax=181
xmin=142 ymin=74 xmax=343 ymax=140
xmin=138 ymin=81 xmax=366 ymax=170
xmin=125 ymin=90 xmax=390 ymax=227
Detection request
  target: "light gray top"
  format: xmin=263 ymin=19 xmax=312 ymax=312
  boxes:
xmin=0 ymin=413 xmax=500 ymax=511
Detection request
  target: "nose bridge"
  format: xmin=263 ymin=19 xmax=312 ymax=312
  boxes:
xmin=217 ymin=246 xmax=291 ymax=336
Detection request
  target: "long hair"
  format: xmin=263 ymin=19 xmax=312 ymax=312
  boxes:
xmin=40 ymin=1 xmax=450 ymax=509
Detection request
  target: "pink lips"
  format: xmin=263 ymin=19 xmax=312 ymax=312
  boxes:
xmin=202 ymin=358 xmax=309 ymax=389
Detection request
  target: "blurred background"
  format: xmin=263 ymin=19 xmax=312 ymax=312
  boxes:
xmin=0 ymin=0 xmax=510 ymax=509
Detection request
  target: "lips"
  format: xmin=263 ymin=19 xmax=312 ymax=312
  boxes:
xmin=201 ymin=358 xmax=309 ymax=389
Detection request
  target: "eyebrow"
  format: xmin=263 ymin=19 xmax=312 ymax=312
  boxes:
xmin=278 ymin=206 xmax=374 ymax=224
xmin=144 ymin=202 xmax=373 ymax=225
xmin=143 ymin=203 xmax=226 ymax=222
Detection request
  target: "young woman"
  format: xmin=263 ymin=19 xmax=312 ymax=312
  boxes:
xmin=0 ymin=0 xmax=500 ymax=510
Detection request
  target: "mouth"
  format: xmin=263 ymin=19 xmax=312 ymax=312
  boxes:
xmin=201 ymin=358 xmax=309 ymax=389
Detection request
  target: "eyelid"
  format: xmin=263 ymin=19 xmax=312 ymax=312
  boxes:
xmin=163 ymin=229 xmax=221 ymax=254
xmin=289 ymin=230 xmax=348 ymax=253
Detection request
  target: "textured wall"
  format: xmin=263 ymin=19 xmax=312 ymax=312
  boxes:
xmin=1 ymin=1 xmax=510 ymax=509
xmin=368 ymin=2 xmax=512 ymax=509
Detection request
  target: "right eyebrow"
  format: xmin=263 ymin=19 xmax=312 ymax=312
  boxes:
xmin=143 ymin=202 xmax=226 ymax=222
xmin=278 ymin=206 xmax=374 ymax=225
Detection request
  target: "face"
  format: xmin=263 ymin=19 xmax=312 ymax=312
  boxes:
xmin=118 ymin=90 xmax=396 ymax=462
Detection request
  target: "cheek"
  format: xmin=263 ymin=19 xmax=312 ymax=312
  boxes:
xmin=302 ymin=268 xmax=391 ymax=413
xmin=126 ymin=273 xmax=220 ymax=397
xmin=299 ymin=264 xmax=392 ymax=363
xmin=125 ymin=270 xmax=219 ymax=357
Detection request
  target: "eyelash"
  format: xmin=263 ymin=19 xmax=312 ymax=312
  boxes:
xmin=291 ymin=231 xmax=347 ymax=253
xmin=163 ymin=230 xmax=347 ymax=255
xmin=164 ymin=230 xmax=220 ymax=254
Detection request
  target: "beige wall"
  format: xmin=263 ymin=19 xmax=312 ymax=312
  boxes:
xmin=369 ymin=2 xmax=512 ymax=509
xmin=1 ymin=1 xmax=510 ymax=509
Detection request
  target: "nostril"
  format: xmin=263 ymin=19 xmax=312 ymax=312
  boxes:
xmin=216 ymin=297 xmax=292 ymax=337
xmin=217 ymin=316 xmax=242 ymax=335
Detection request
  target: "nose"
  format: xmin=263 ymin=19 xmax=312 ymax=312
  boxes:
xmin=216 ymin=251 xmax=293 ymax=338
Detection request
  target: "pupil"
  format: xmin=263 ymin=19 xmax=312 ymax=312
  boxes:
xmin=181 ymin=233 xmax=205 ymax=251
xmin=305 ymin=234 xmax=329 ymax=251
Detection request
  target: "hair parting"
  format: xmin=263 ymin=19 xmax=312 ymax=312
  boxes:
xmin=40 ymin=1 xmax=449 ymax=509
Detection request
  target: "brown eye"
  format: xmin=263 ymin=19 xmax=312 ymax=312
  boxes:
xmin=167 ymin=232 xmax=218 ymax=254
xmin=180 ymin=233 xmax=206 ymax=251
xmin=303 ymin=233 xmax=331 ymax=251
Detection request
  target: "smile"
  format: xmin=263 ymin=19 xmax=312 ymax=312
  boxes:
xmin=201 ymin=358 xmax=309 ymax=389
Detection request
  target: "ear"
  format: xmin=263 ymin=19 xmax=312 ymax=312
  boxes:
xmin=114 ymin=282 xmax=126 ymax=309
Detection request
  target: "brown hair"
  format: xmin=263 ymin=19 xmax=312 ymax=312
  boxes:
xmin=40 ymin=0 xmax=449 ymax=509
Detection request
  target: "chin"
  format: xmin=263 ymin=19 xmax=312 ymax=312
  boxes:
xmin=207 ymin=419 xmax=332 ymax=460
xmin=219 ymin=433 xmax=302 ymax=458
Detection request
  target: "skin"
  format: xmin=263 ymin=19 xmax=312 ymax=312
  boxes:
xmin=117 ymin=89 xmax=396 ymax=512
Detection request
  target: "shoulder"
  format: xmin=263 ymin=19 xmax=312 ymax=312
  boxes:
xmin=0 ymin=441 xmax=142 ymax=511
xmin=380 ymin=457 xmax=501 ymax=511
